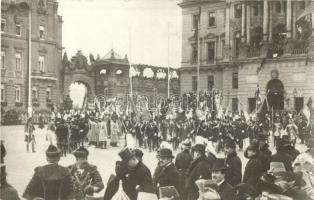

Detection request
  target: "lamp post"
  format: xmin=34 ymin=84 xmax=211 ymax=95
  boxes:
xmin=27 ymin=3 xmax=32 ymax=118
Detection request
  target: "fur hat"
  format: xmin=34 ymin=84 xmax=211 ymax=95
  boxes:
xmin=192 ymin=144 xmax=206 ymax=154
xmin=73 ymin=146 xmax=89 ymax=158
xmin=119 ymin=147 xmax=136 ymax=162
xmin=46 ymin=145 xmax=61 ymax=159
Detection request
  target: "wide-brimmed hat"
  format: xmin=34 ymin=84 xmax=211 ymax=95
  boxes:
xmin=119 ymin=147 xmax=136 ymax=162
xmin=73 ymin=146 xmax=89 ymax=158
xmin=46 ymin=145 xmax=61 ymax=159
xmin=191 ymin=144 xmax=205 ymax=154
xmin=158 ymin=148 xmax=174 ymax=158
xmin=182 ymin=139 xmax=192 ymax=149
xmin=212 ymin=158 xmax=226 ymax=172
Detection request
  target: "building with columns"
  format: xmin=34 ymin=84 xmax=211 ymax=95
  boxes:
xmin=1 ymin=0 xmax=63 ymax=123
xmin=179 ymin=0 xmax=314 ymax=113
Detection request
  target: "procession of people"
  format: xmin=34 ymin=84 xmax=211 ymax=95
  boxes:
xmin=1 ymin=93 xmax=314 ymax=200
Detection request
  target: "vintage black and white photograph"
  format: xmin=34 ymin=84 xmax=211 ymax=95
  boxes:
xmin=1 ymin=0 xmax=314 ymax=199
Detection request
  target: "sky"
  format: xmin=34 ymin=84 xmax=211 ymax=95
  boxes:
xmin=58 ymin=0 xmax=182 ymax=107
xmin=58 ymin=0 xmax=182 ymax=68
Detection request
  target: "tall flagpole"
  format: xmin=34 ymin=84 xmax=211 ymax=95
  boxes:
xmin=167 ymin=22 xmax=170 ymax=99
xmin=128 ymin=27 xmax=133 ymax=96
xmin=197 ymin=7 xmax=201 ymax=109
xmin=28 ymin=6 xmax=32 ymax=118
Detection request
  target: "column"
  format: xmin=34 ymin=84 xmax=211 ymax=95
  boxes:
xmin=241 ymin=2 xmax=246 ymax=43
xmin=225 ymin=4 xmax=230 ymax=46
xmin=286 ymin=0 xmax=292 ymax=38
xmin=263 ymin=0 xmax=269 ymax=41
xmin=269 ymin=2 xmax=273 ymax=41
xmin=246 ymin=4 xmax=251 ymax=44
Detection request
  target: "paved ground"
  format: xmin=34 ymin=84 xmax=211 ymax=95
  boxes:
xmin=1 ymin=125 xmax=308 ymax=199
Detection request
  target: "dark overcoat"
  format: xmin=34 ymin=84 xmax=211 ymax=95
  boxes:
xmin=225 ymin=151 xmax=242 ymax=187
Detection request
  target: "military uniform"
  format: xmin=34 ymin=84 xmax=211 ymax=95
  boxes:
xmin=68 ymin=163 xmax=104 ymax=200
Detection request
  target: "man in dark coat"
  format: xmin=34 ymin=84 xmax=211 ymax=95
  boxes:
xmin=175 ymin=140 xmax=193 ymax=199
xmin=23 ymin=145 xmax=74 ymax=200
xmin=153 ymin=148 xmax=180 ymax=200
xmin=271 ymin=139 xmax=294 ymax=171
xmin=280 ymin=135 xmax=300 ymax=160
xmin=257 ymin=134 xmax=272 ymax=173
xmin=68 ymin=146 xmax=104 ymax=199
xmin=243 ymin=142 xmax=264 ymax=188
xmin=104 ymin=147 xmax=155 ymax=200
xmin=1 ymin=164 xmax=20 ymax=200
xmin=145 ymin=120 xmax=159 ymax=151
xmin=224 ymin=139 xmax=242 ymax=187
xmin=211 ymin=159 xmax=234 ymax=200
xmin=186 ymin=144 xmax=212 ymax=200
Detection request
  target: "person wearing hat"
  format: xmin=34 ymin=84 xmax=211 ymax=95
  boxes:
xmin=23 ymin=145 xmax=74 ymax=200
xmin=243 ymin=141 xmax=264 ymax=188
xmin=256 ymin=134 xmax=272 ymax=173
xmin=271 ymin=139 xmax=294 ymax=171
xmin=55 ymin=119 xmax=69 ymax=157
xmin=153 ymin=148 xmax=180 ymax=199
xmin=104 ymin=147 xmax=154 ymax=200
xmin=1 ymin=164 xmax=20 ymax=200
xmin=211 ymin=158 xmax=234 ymax=200
xmin=280 ymin=135 xmax=300 ymax=160
xmin=175 ymin=140 xmax=193 ymax=199
xmin=186 ymin=144 xmax=212 ymax=200
xmin=285 ymin=118 xmax=298 ymax=147
xmin=224 ymin=139 xmax=242 ymax=187
xmin=68 ymin=146 xmax=104 ymax=199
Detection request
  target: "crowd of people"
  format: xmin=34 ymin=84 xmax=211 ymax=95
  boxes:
xmin=1 ymin=104 xmax=314 ymax=200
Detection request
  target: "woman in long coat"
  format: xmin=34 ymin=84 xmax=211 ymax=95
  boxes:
xmin=110 ymin=118 xmax=120 ymax=147
xmin=98 ymin=117 xmax=108 ymax=149
xmin=87 ymin=118 xmax=98 ymax=146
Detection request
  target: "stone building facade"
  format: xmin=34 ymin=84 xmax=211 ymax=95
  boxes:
xmin=179 ymin=0 xmax=314 ymax=113
xmin=1 ymin=0 xmax=63 ymax=119
xmin=61 ymin=49 xmax=179 ymax=109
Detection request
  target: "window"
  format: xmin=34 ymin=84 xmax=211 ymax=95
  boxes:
xmin=39 ymin=26 xmax=45 ymax=39
xmin=207 ymin=41 xmax=215 ymax=62
xmin=275 ymin=2 xmax=281 ymax=13
xmin=1 ymin=50 xmax=5 ymax=69
xmin=32 ymin=87 xmax=38 ymax=101
xmin=232 ymin=98 xmax=238 ymax=113
xmin=1 ymin=19 xmax=6 ymax=33
xmin=235 ymin=4 xmax=242 ymax=18
xmin=192 ymin=14 xmax=199 ymax=30
xmin=15 ymin=86 xmax=20 ymax=102
xmin=208 ymin=12 xmax=216 ymax=27
xmin=15 ymin=52 xmax=22 ymax=72
xmin=235 ymin=32 xmax=241 ymax=57
xmin=294 ymin=97 xmax=304 ymax=112
xmin=232 ymin=72 xmax=238 ymax=89
xmin=192 ymin=76 xmax=198 ymax=92
xmin=299 ymin=1 xmax=305 ymax=10
xmin=208 ymin=75 xmax=214 ymax=91
xmin=38 ymin=55 xmax=45 ymax=72
xmin=1 ymin=84 xmax=5 ymax=102
xmin=248 ymin=98 xmax=256 ymax=113
xmin=16 ymin=23 xmax=21 ymax=36
xmin=191 ymin=44 xmax=198 ymax=64
xmin=46 ymin=88 xmax=51 ymax=100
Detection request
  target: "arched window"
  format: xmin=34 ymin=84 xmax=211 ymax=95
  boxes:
xmin=100 ymin=69 xmax=107 ymax=75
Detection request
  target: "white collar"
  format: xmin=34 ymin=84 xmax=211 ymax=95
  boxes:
xmin=217 ymin=179 xmax=225 ymax=186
